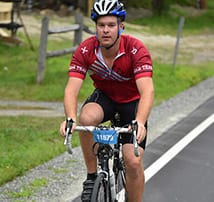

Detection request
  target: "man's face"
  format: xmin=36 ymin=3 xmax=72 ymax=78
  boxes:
xmin=96 ymin=16 xmax=121 ymax=48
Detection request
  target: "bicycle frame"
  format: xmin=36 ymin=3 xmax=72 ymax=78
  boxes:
xmin=93 ymin=133 xmax=124 ymax=201
xmin=64 ymin=115 xmax=139 ymax=201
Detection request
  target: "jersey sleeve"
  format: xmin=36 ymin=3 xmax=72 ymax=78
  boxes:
xmin=132 ymin=40 xmax=153 ymax=79
xmin=68 ymin=38 xmax=94 ymax=79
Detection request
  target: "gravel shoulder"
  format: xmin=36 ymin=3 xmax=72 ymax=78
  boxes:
xmin=0 ymin=76 xmax=213 ymax=202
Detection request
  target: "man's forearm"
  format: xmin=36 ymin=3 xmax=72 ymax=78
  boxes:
xmin=64 ymin=94 xmax=78 ymax=122
xmin=136 ymin=93 xmax=153 ymax=125
xmin=63 ymin=77 xmax=84 ymax=122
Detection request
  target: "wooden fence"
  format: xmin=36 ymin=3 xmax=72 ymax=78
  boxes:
xmin=37 ymin=11 xmax=94 ymax=84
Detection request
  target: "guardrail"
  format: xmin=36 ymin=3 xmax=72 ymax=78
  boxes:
xmin=37 ymin=11 xmax=94 ymax=84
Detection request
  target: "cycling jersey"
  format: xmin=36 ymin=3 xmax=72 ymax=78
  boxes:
xmin=68 ymin=34 xmax=153 ymax=103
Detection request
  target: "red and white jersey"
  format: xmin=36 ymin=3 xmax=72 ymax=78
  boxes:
xmin=68 ymin=34 xmax=153 ymax=103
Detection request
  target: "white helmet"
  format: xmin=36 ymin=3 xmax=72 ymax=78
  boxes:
xmin=91 ymin=0 xmax=126 ymax=22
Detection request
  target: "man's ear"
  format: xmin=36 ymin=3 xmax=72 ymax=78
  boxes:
xmin=119 ymin=23 xmax=125 ymax=35
xmin=120 ymin=23 xmax=125 ymax=31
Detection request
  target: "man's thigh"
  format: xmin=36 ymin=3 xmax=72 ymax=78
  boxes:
xmin=80 ymin=102 xmax=104 ymax=125
xmin=82 ymin=89 xmax=116 ymax=123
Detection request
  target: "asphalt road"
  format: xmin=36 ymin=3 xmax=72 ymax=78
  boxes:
xmin=144 ymin=96 xmax=214 ymax=202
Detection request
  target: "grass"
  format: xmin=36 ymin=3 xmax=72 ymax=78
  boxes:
xmin=0 ymin=3 xmax=214 ymax=188
xmin=0 ymin=40 xmax=93 ymax=102
xmin=130 ymin=3 xmax=214 ymax=35
xmin=0 ymin=116 xmax=81 ymax=186
xmin=152 ymin=62 xmax=214 ymax=105
xmin=0 ymin=117 xmax=61 ymax=184
xmin=6 ymin=178 xmax=48 ymax=198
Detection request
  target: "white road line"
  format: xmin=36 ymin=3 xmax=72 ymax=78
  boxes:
xmin=145 ymin=113 xmax=214 ymax=183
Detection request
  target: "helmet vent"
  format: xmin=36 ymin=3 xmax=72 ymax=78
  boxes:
xmin=105 ymin=2 xmax=112 ymax=12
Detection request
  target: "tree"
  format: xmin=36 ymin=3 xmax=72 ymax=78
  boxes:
xmin=152 ymin=0 xmax=168 ymax=16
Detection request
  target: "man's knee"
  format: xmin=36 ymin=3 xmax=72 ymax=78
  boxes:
xmin=79 ymin=103 xmax=104 ymax=125
xmin=126 ymin=156 xmax=142 ymax=170
xmin=123 ymin=146 xmax=144 ymax=175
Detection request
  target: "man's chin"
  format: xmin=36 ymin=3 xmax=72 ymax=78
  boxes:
xmin=100 ymin=43 xmax=111 ymax=48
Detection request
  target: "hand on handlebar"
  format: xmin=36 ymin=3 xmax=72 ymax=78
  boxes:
xmin=136 ymin=122 xmax=147 ymax=144
xmin=65 ymin=117 xmax=75 ymax=134
xmin=63 ymin=118 xmax=76 ymax=155
xmin=59 ymin=118 xmax=76 ymax=137
xmin=60 ymin=120 xmax=67 ymax=137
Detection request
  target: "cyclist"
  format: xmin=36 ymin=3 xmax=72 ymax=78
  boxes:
xmin=60 ymin=0 xmax=154 ymax=201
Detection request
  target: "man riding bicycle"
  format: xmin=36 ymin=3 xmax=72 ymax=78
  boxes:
xmin=60 ymin=0 xmax=154 ymax=201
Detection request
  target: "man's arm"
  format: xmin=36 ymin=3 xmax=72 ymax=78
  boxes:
xmin=135 ymin=77 xmax=154 ymax=143
xmin=60 ymin=77 xmax=84 ymax=137
xmin=64 ymin=77 xmax=84 ymax=122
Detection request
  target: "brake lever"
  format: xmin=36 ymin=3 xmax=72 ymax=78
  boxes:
xmin=64 ymin=118 xmax=73 ymax=155
xmin=132 ymin=120 xmax=139 ymax=157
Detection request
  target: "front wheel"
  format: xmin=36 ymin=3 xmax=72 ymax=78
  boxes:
xmin=115 ymin=163 xmax=127 ymax=201
xmin=91 ymin=172 xmax=111 ymax=202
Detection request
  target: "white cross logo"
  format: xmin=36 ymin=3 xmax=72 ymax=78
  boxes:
xmin=131 ymin=47 xmax=137 ymax=55
xmin=81 ymin=46 xmax=88 ymax=54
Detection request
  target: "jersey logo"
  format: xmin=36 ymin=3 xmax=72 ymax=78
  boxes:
xmin=134 ymin=65 xmax=153 ymax=74
xmin=90 ymin=60 xmax=130 ymax=81
xmin=81 ymin=46 xmax=88 ymax=54
xmin=69 ymin=65 xmax=87 ymax=74
xmin=131 ymin=47 xmax=138 ymax=55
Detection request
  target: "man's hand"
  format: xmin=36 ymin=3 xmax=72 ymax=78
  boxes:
xmin=59 ymin=119 xmax=76 ymax=137
xmin=59 ymin=120 xmax=67 ymax=137
xmin=136 ymin=122 xmax=147 ymax=144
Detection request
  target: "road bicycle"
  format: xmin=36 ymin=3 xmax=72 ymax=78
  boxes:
xmin=64 ymin=113 xmax=139 ymax=202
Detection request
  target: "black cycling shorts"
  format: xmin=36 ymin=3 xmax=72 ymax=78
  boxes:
xmin=82 ymin=89 xmax=147 ymax=150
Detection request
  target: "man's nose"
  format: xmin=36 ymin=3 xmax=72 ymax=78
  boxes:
xmin=103 ymin=25 xmax=109 ymax=32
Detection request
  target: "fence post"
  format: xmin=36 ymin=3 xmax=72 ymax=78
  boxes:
xmin=74 ymin=11 xmax=83 ymax=46
xmin=172 ymin=16 xmax=185 ymax=69
xmin=37 ymin=16 xmax=49 ymax=84
xmin=88 ymin=0 xmax=93 ymax=17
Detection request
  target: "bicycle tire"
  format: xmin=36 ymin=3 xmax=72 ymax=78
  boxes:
xmin=115 ymin=161 xmax=127 ymax=202
xmin=91 ymin=172 xmax=111 ymax=202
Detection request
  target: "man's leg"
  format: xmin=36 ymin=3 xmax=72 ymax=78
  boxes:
xmin=79 ymin=102 xmax=104 ymax=201
xmin=79 ymin=103 xmax=104 ymax=173
xmin=123 ymin=144 xmax=145 ymax=202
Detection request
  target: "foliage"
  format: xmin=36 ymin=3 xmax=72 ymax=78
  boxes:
xmin=123 ymin=0 xmax=212 ymax=16
xmin=130 ymin=2 xmax=214 ymax=35
xmin=169 ymin=0 xmax=195 ymax=6
xmin=22 ymin=0 xmax=214 ymax=12
xmin=124 ymin=0 xmax=212 ymax=9
xmin=122 ymin=0 xmax=151 ymax=9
